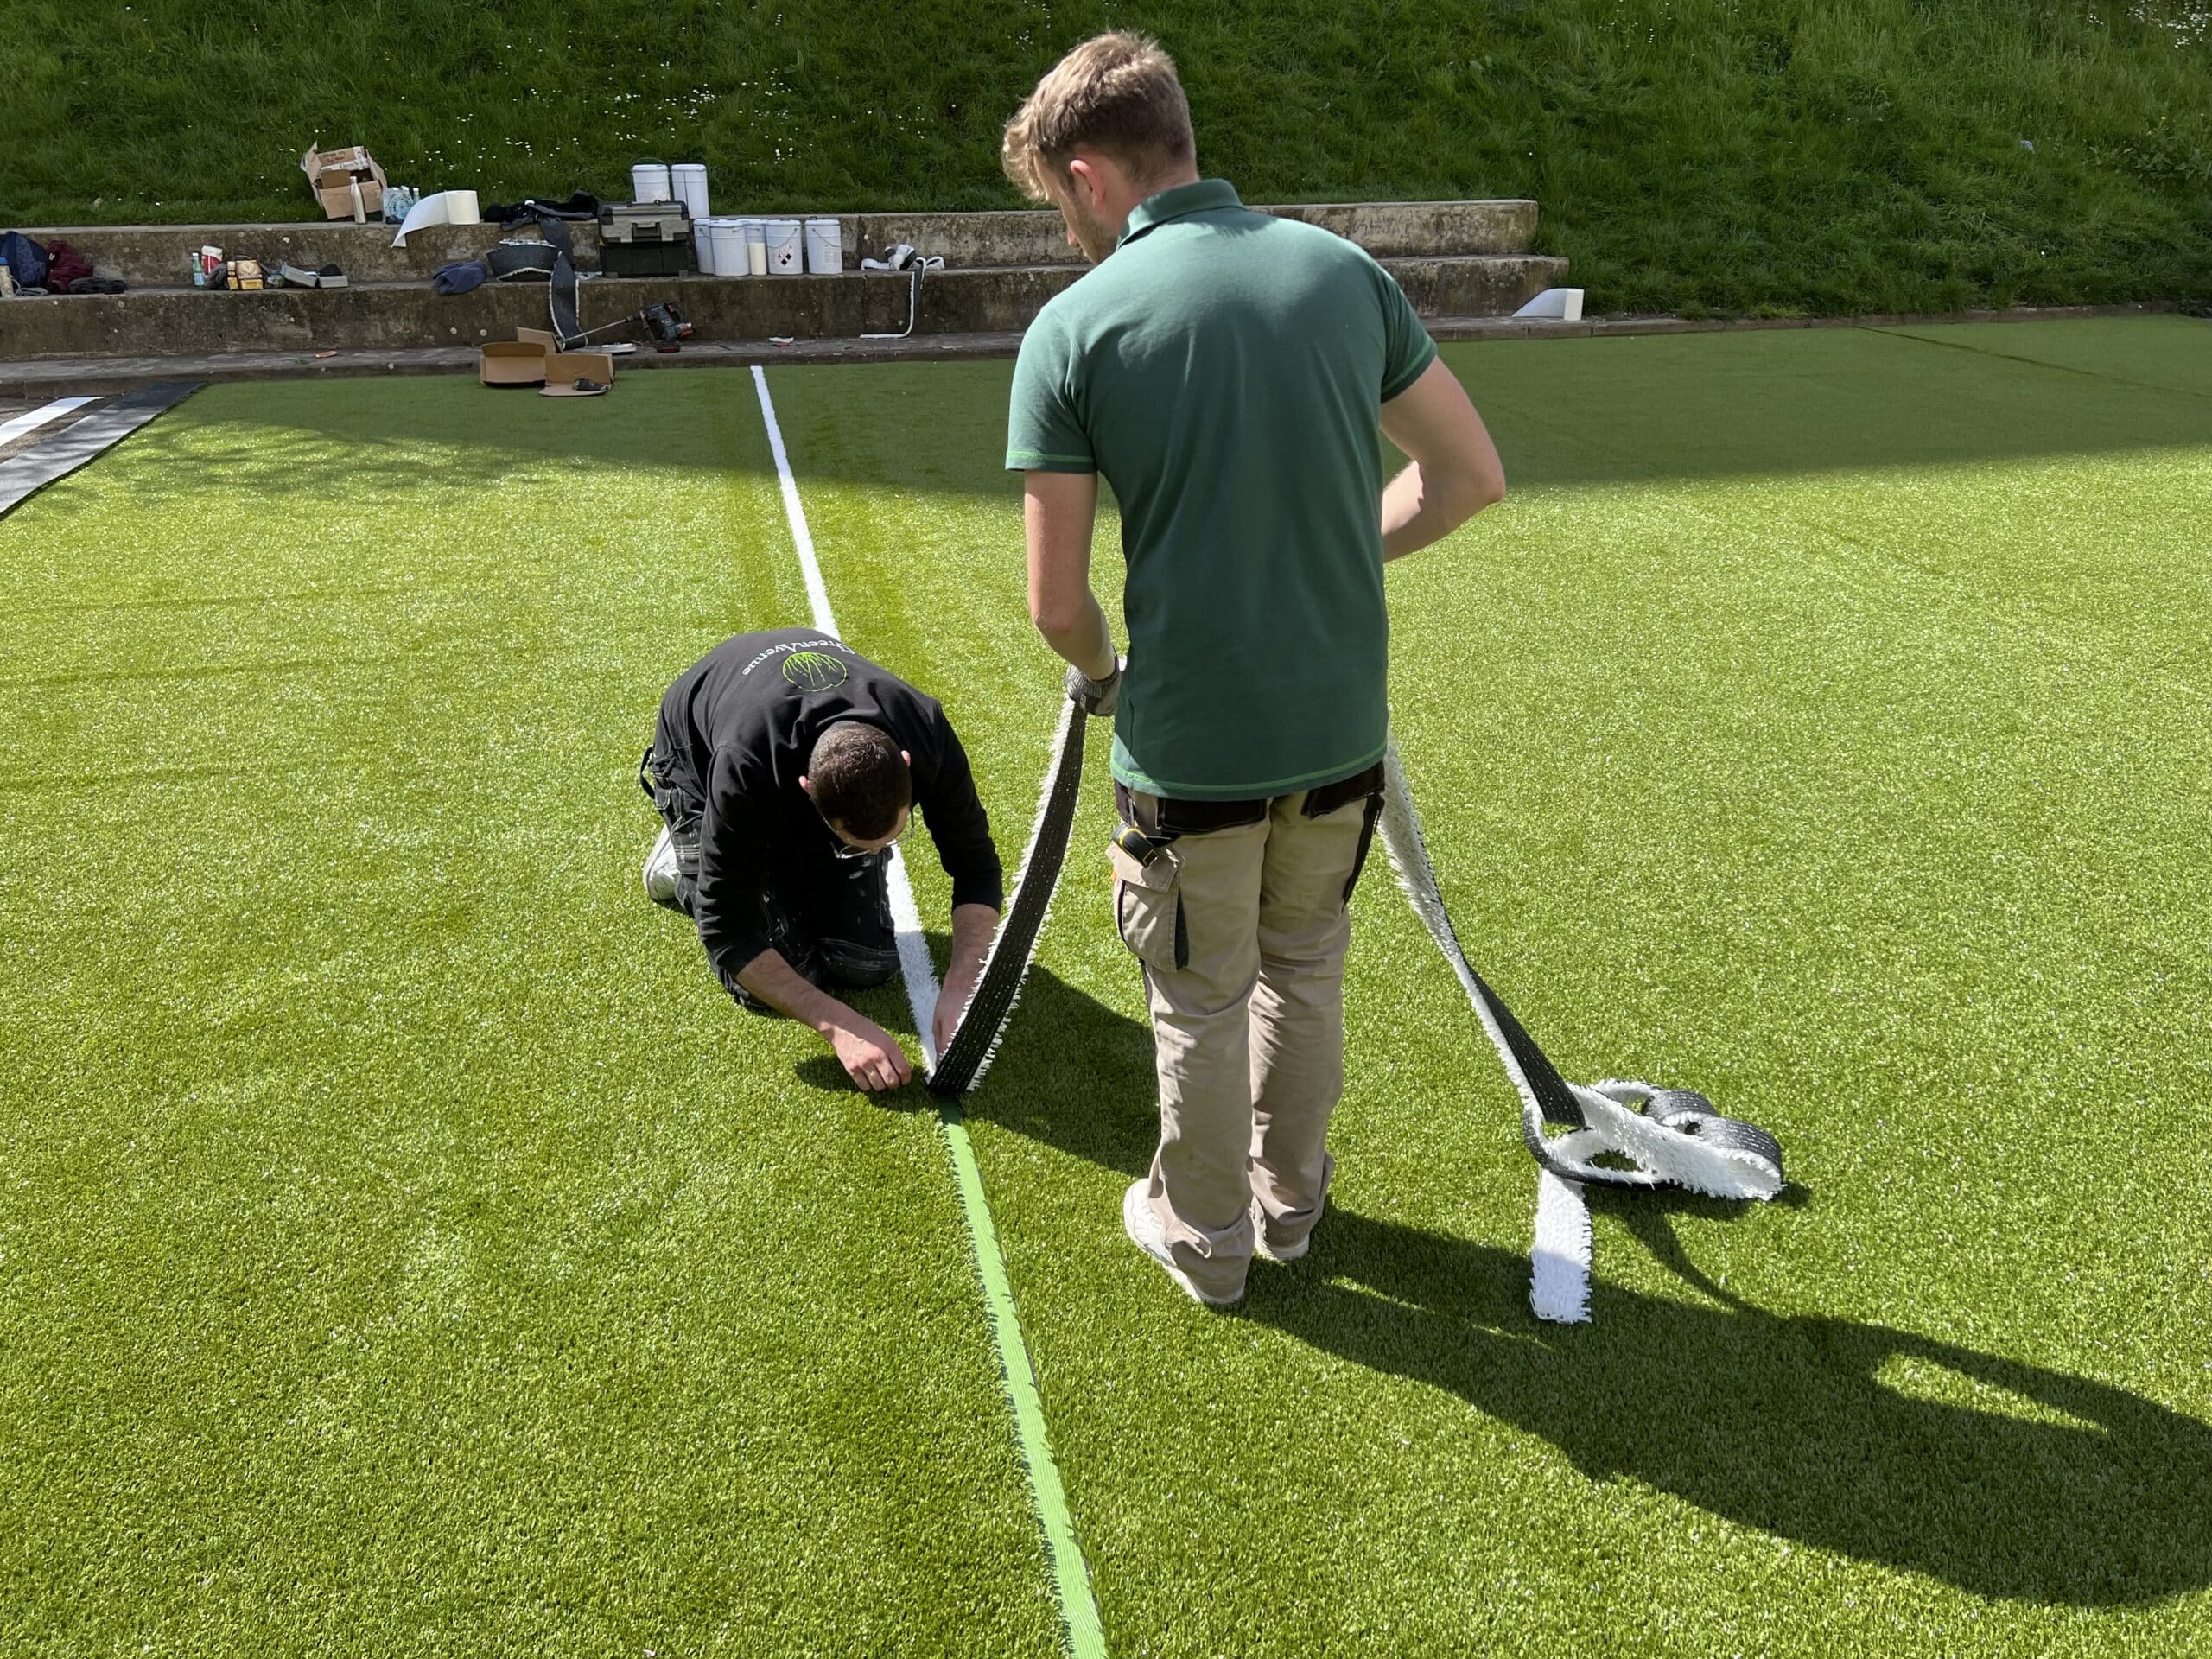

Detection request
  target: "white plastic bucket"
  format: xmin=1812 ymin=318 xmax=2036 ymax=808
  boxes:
xmin=631 ymin=161 xmax=672 ymax=203
xmin=672 ymin=163 xmax=709 ymax=220
xmin=763 ymin=218 xmax=804 ymax=276
xmin=703 ymin=218 xmax=747 ymax=276
xmin=743 ymin=219 xmax=768 ymax=276
xmin=804 ymin=218 xmax=842 ymax=274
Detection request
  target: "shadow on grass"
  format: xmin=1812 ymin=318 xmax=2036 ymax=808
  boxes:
xmin=1255 ymin=1202 xmax=2212 ymax=1607
xmin=121 ymin=323 xmax=2212 ymax=508
xmin=802 ymin=956 xmax=2212 ymax=1608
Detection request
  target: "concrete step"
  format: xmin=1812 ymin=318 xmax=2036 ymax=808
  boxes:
xmin=0 ymin=255 xmax=1567 ymax=362
xmin=22 ymin=200 xmax=1539 ymax=289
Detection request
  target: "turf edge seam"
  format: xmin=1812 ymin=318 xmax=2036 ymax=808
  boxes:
xmin=0 ymin=395 xmax=96 ymax=448
xmin=0 ymin=382 xmax=201 ymax=519
xmin=750 ymin=365 xmax=1109 ymax=1659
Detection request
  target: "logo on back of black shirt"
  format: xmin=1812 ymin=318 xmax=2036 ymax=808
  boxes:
xmin=782 ymin=649 xmax=850 ymax=690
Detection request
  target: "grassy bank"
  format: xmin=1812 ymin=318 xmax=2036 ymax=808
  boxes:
xmin=1 ymin=7 xmax=2207 ymax=334
xmin=4 ymin=0 xmax=2212 ymax=314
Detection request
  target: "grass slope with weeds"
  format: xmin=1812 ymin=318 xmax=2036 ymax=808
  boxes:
xmin=1 ymin=2 xmax=2208 ymax=315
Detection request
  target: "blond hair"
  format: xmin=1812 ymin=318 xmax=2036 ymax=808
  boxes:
xmin=1001 ymin=33 xmax=1196 ymax=202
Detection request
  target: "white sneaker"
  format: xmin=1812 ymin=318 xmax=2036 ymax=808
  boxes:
xmin=1251 ymin=1153 xmax=1332 ymax=1263
xmin=1250 ymin=1198 xmax=1310 ymax=1263
xmin=1122 ymin=1181 xmax=1243 ymax=1308
xmin=642 ymin=825 xmax=681 ymax=909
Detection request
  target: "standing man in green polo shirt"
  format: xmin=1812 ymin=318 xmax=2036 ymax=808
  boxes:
xmin=1001 ymin=33 xmax=1508 ymax=1306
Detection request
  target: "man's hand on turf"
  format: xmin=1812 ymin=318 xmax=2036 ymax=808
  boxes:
xmin=1065 ymin=658 xmax=1122 ymax=718
xmin=829 ymin=1014 xmax=913 ymax=1092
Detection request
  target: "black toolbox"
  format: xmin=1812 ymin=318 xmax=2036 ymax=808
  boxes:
xmin=601 ymin=241 xmax=693 ymax=276
xmin=597 ymin=202 xmax=694 ymax=276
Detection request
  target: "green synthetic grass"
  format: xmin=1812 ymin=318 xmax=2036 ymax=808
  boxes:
xmin=5 ymin=319 xmax=2211 ymax=1655
xmin=3 ymin=2 xmax=2210 ymax=315
xmin=771 ymin=321 xmax=2212 ymax=1654
xmin=0 ymin=381 xmax=1059 ymax=1655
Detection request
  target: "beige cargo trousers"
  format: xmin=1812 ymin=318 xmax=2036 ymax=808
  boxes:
xmin=1112 ymin=763 xmax=1386 ymax=1302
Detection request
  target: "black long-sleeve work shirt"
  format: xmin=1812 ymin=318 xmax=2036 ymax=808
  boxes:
xmin=653 ymin=629 xmax=1002 ymax=979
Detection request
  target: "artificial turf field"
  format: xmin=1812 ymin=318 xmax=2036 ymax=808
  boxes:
xmin=3 ymin=317 xmax=2209 ymax=1656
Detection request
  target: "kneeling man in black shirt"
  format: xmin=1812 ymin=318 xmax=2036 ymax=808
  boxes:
xmin=640 ymin=628 xmax=1002 ymax=1091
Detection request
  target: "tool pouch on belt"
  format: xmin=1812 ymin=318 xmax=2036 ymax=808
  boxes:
xmin=1109 ymin=835 xmax=1189 ymax=971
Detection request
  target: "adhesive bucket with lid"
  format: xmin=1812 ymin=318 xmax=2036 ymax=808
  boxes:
xmin=804 ymin=219 xmax=842 ymax=274
xmin=630 ymin=161 xmax=672 ymax=203
xmin=704 ymin=218 xmax=748 ymax=276
xmin=671 ymin=163 xmax=709 ymax=220
xmin=762 ymin=219 xmax=804 ymax=276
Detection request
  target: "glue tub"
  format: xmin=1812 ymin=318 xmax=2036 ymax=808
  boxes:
xmin=701 ymin=218 xmax=748 ymax=276
xmin=631 ymin=161 xmax=672 ymax=203
xmin=762 ymin=219 xmax=804 ymax=276
xmin=743 ymin=219 xmax=768 ymax=276
xmin=671 ymin=162 xmax=709 ymax=220
xmin=804 ymin=219 xmax=842 ymax=274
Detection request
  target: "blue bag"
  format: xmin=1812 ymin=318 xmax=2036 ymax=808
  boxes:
xmin=0 ymin=232 xmax=48 ymax=289
xmin=433 ymin=259 xmax=491 ymax=295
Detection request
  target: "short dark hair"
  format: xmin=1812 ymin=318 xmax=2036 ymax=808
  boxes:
xmin=1002 ymin=32 xmax=1196 ymax=201
xmin=807 ymin=723 xmax=909 ymax=839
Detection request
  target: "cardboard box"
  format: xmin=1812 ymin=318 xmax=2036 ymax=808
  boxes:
xmin=480 ymin=339 xmax=615 ymax=389
xmin=480 ymin=340 xmax=551 ymax=386
xmin=300 ymin=144 xmax=388 ymax=222
xmin=544 ymin=351 xmax=616 ymax=386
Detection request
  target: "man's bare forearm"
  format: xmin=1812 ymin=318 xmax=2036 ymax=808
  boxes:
xmin=1035 ymin=592 xmax=1117 ymax=681
xmin=946 ymin=902 xmax=999 ymax=983
xmin=1381 ymin=459 xmax=1501 ymax=562
xmin=1377 ymin=358 xmax=1507 ymax=561
xmin=734 ymin=945 xmax=855 ymax=1037
xmin=1024 ymin=472 xmax=1116 ymax=679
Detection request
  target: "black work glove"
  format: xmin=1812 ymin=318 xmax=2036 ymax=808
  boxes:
xmin=1065 ymin=658 xmax=1122 ymax=718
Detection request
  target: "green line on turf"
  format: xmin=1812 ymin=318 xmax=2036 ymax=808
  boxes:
xmin=939 ymin=1105 xmax=1109 ymax=1659
xmin=753 ymin=365 xmax=1106 ymax=1659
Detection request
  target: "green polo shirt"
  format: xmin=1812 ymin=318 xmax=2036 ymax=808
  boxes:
xmin=1007 ymin=178 xmax=1436 ymax=800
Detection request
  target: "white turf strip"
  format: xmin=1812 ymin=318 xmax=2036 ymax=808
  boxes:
xmin=0 ymin=397 xmax=97 ymax=448
xmin=1529 ymin=1171 xmax=1594 ymax=1324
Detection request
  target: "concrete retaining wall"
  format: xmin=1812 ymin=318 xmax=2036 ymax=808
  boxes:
xmin=0 ymin=256 xmax=1565 ymax=361
xmin=22 ymin=200 xmax=1540 ymax=289
xmin=845 ymin=199 xmax=1538 ymax=268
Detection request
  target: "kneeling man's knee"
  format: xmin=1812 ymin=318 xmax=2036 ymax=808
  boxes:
xmin=817 ymin=937 xmax=900 ymax=989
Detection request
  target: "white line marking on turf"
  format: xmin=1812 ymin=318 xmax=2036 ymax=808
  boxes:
xmin=753 ymin=364 xmax=1108 ymax=1658
xmin=751 ymin=367 xmax=838 ymax=636
xmin=0 ymin=397 xmax=97 ymax=448
xmin=749 ymin=365 xmax=941 ymax=1042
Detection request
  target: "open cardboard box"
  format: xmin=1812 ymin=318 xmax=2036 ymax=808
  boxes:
xmin=480 ymin=335 xmax=615 ymax=389
xmin=300 ymin=144 xmax=388 ymax=221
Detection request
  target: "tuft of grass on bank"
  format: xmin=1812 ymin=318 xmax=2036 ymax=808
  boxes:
xmin=1 ymin=2 xmax=2209 ymax=315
